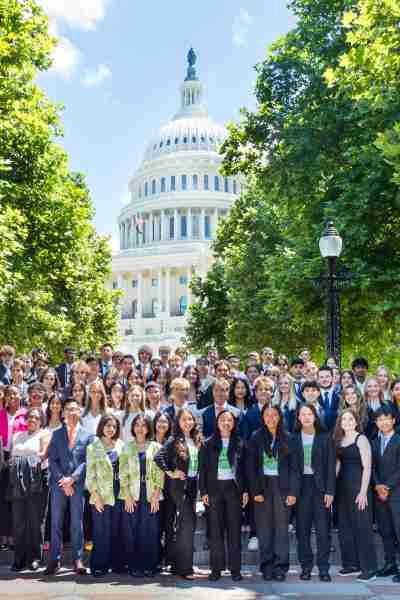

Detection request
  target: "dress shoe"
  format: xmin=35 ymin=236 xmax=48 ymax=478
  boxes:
xmin=208 ymin=571 xmax=221 ymax=581
xmin=393 ymin=574 xmax=400 ymax=583
xmin=319 ymin=572 xmax=332 ymax=582
xmin=44 ymin=561 xmax=61 ymax=576
xmin=74 ymin=560 xmax=88 ymax=575
xmin=231 ymin=573 xmax=243 ymax=582
xmin=300 ymin=569 xmax=311 ymax=580
xmin=377 ymin=563 xmax=398 ymax=577
xmin=273 ymin=572 xmax=286 ymax=581
xmin=30 ymin=561 xmax=40 ymax=571
xmin=92 ymin=570 xmax=107 ymax=578
xmin=262 ymin=571 xmax=273 ymax=581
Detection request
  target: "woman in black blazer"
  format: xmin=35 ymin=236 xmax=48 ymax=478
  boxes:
xmin=199 ymin=409 xmax=248 ymax=582
xmin=293 ymin=403 xmax=336 ymax=582
xmin=154 ymin=408 xmax=201 ymax=579
xmin=247 ymin=404 xmax=300 ymax=581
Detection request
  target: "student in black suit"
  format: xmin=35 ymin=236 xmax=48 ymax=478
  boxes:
xmin=292 ymin=404 xmax=336 ymax=582
xmin=199 ymin=410 xmax=248 ymax=582
xmin=372 ymin=406 xmax=400 ymax=581
xmin=317 ymin=366 xmax=340 ymax=432
xmin=154 ymin=408 xmax=202 ymax=579
xmin=247 ymin=404 xmax=300 ymax=581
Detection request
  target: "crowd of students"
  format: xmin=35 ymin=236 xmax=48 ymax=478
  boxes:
xmin=1 ymin=342 xmax=400 ymax=584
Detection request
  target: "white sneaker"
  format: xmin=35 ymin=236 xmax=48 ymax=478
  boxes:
xmin=247 ymin=536 xmax=259 ymax=551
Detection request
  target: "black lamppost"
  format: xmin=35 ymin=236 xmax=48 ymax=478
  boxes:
xmin=319 ymin=221 xmax=343 ymax=367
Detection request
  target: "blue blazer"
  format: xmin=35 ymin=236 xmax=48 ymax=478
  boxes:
xmin=240 ymin=404 xmax=262 ymax=441
xmin=318 ymin=389 xmax=341 ymax=431
xmin=48 ymin=425 xmax=93 ymax=490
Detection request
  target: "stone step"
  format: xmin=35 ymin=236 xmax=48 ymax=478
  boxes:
xmin=0 ymin=530 xmax=386 ymax=568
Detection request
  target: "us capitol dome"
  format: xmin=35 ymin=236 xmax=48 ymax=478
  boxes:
xmin=111 ymin=49 xmax=242 ymax=355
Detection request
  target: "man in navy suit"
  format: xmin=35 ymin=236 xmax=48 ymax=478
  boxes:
xmin=45 ymin=398 xmax=93 ymax=575
xmin=240 ymin=376 xmax=275 ymax=440
xmin=55 ymin=347 xmax=75 ymax=389
xmin=201 ymin=378 xmax=240 ymax=439
xmin=317 ymin=366 xmax=340 ymax=431
xmin=290 ymin=358 xmax=306 ymax=402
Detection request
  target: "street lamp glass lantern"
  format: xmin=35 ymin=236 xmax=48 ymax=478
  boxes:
xmin=319 ymin=221 xmax=343 ymax=258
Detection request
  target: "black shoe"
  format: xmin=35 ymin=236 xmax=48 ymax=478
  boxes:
xmin=203 ymin=541 xmax=210 ymax=551
xmin=393 ymin=574 xmax=400 ymax=583
xmin=30 ymin=561 xmax=40 ymax=571
xmin=357 ymin=571 xmax=377 ymax=582
xmin=144 ymin=570 xmax=157 ymax=577
xmin=377 ymin=563 xmax=398 ymax=577
xmin=319 ymin=572 xmax=331 ymax=582
xmin=92 ymin=570 xmax=107 ymax=578
xmin=338 ymin=567 xmax=361 ymax=576
xmin=208 ymin=571 xmax=221 ymax=581
xmin=129 ymin=570 xmax=144 ymax=577
xmin=232 ymin=573 xmax=243 ymax=581
xmin=273 ymin=572 xmax=286 ymax=581
xmin=300 ymin=569 xmax=311 ymax=581
xmin=44 ymin=561 xmax=61 ymax=576
xmin=0 ymin=544 xmax=8 ymax=551
xmin=262 ymin=571 xmax=273 ymax=581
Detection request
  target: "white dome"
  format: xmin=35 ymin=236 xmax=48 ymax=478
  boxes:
xmin=143 ymin=113 xmax=227 ymax=162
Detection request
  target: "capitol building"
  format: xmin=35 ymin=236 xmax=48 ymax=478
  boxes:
xmin=111 ymin=50 xmax=241 ymax=355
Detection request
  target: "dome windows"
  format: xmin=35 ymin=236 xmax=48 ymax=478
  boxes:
xmin=204 ymin=174 xmax=209 ymax=190
xmin=181 ymin=174 xmax=187 ymax=190
xmin=200 ymin=135 xmax=206 ymax=143
xmin=183 ymin=136 xmax=188 ymax=144
xmin=174 ymin=137 xmax=179 ymax=144
xmin=233 ymin=180 xmax=238 ymax=194
xmin=159 ymin=141 xmax=163 ymax=148
xmin=214 ymin=176 xmax=220 ymax=191
xmin=224 ymin=177 xmax=229 ymax=193
xmin=166 ymin=138 xmax=171 ymax=146
xmin=192 ymin=174 xmax=198 ymax=190
xmin=161 ymin=177 xmax=166 ymax=193
xmin=152 ymin=179 xmax=156 ymax=194
xmin=192 ymin=136 xmax=197 ymax=144
xmin=171 ymin=175 xmax=176 ymax=191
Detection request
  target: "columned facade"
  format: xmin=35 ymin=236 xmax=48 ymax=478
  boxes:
xmin=111 ymin=49 xmax=241 ymax=355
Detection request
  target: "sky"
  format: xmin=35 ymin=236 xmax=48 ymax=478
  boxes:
xmin=38 ymin=0 xmax=296 ymax=249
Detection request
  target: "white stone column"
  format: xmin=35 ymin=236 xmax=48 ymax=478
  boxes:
xmin=174 ymin=208 xmax=178 ymax=240
xmin=188 ymin=207 xmax=192 ymax=239
xmin=187 ymin=266 xmax=192 ymax=307
xmin=200 ymin=208 xmax=205 ymax=240
xmin=160 ymin=210 xmax=165 ymax=241
xmin=212 ymin=209 xmax=218 ymax=239
xmin=165 ymin=268 xmax=171 ymax=316
xmin=149 ymin=211 xmax=154 ymax=243
xmin=157 ymin=268 xmax=162 ymax=315
xmin=136 ymin=271 xmax=143 ymax=318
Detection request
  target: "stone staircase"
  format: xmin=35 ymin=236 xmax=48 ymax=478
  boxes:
xmin=0 ymin=514 xmax=385 ymax=570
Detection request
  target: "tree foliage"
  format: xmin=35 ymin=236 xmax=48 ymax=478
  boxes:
xmin=0 ymin=0 xmax=120 ymax=358
xmin=187 ymin=0 xmax=400 ymax=369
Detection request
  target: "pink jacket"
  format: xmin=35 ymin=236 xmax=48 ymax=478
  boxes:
xmin=0 ymin=408 xmax=27 ymax=448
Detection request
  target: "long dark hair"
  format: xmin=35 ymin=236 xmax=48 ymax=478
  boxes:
xmin=153 ymin=411 xmax=172 ymax=443
xmin=261 ymin=403 xmax=289 ymax=457
xmin=45 ymin=392 xmax=64 ymax=426
xmin=211 ymin=409 xmax=240 ymax=452
xmin=174 ymin=408 xmax=201 ymax=445
xmin=229 ymin=377 xmax=253 ymax=409
xmin=294 ymin=403 xmax=322 ymax=433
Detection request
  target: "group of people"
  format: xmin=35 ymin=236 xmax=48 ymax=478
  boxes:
xmin=1 ymin=342 xmax=400 ymax=584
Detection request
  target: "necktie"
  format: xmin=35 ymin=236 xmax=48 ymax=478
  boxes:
xmin=324 ymin=392 xmax=329 ymax=408
xmin=68 ymin=427 xmax=77 ymax=449
xmin=381 ymin=435 xmax=387 ymax=456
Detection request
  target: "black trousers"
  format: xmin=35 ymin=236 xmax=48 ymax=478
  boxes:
xmin=337 ymin=484 xmax=377 ymax=573
xmin=0 ymin=459 xmax=12 ymax=538
xmin=166 ymin=478 xmax=197 ymax=576
xmin=208 ymin=480 xmax=242 ymax=574
xmin=296 ymin=475 xmax=331 ymax=572
xmin=254 ymin=476 xmax=289 ymax=575
xmin=375 ymin=497 xmax=400 ymax=565
xmin=12 ymin=492 xmax=43 ymax=568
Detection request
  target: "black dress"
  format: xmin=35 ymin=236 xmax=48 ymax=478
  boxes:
xmin=337 ymin=434 xmax=377 ymax=574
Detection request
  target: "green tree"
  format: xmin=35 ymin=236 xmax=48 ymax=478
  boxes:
xmin=187 ymin=0 xmax=400 ymax=369
xmin=0 ymin=0 xmax=120 ymax=358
